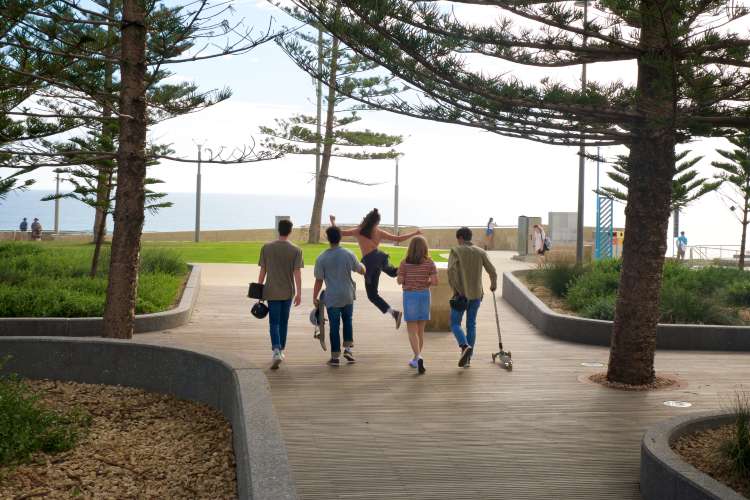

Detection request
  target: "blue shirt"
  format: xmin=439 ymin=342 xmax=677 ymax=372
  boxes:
xmin=677 ymin=235 xmax=688 ymax=248
xmin=314 ymin=246 xmax=364 ymax=308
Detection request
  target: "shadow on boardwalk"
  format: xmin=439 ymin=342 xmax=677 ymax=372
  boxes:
xmin=140 ymin=252 xmax=749 ymax=500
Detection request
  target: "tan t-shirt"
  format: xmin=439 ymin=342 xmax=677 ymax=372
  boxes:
xmin=259 ymin=240 xmax=304 ymax=301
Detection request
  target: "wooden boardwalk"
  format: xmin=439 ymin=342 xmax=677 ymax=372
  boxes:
xmin=140 ymin=253 xmax=750 ymax=500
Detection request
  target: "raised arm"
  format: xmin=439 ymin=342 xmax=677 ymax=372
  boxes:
xmin=379 ymin=228 xmax=422 ymax=243
xmin=330 ymin=214 xmax=359 ymax=236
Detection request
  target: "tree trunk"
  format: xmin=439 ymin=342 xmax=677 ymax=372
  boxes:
xmin=740 ymin=193 xmax=748 ymax=271
xmin=308 ymin=37 xmax=340 ymax=244
xmin=102 ymin=0 xmax=147 ymax=339
xmin=90 ymin=0 xmax=116 ymax=279
xmin=606 ymin=0 xmax=677 ymax=385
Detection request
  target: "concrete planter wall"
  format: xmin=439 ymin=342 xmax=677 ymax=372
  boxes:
xmin=502 ymin=270 xmax=750 ymax=351
xmin=0 ymin=265 xmax=200 ymax=337
xmin=641 ymin=411 xmax=744 ymax=500
xmin=0 ymin=337 xmax=297 ymax=500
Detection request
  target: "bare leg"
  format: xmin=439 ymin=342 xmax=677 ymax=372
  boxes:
xmin=407 ymin=321 xmax=420 ymax=358
xmin=417 ymin=320 xmax=426 ymax=354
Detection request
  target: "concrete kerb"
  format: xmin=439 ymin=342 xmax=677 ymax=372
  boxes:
xmin=0 ymin=337 xmax=297 ymax=500
xmin=641 ymin=411 xmax=744 ymax=500
xmin=0 ymin=265 xmax=201 ymax=337
xmin=502 ymin=270 xmax=750 ymax=351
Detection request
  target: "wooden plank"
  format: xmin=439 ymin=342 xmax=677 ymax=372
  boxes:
xmin=140 ymin=253 xmax=750 ymax=500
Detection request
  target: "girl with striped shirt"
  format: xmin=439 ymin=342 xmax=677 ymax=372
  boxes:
xmin=397 ymin=236 xmax=438 ymax=374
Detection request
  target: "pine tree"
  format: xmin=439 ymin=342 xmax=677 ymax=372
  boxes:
xmin=291 ymin=0 xmax=750 ymax=385
xmin=597 ymin=151 xmax=720 ymax=212
xmin=712 ymin=133 xmax=750 ymax=271
xmin=262 ymin=22 xmax=402 ymax=243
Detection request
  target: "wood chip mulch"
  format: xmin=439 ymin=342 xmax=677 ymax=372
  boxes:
xmin=0 ymin=380 xmax=237 ymax=500
xmin=673 ymin=424 xmax=750 ymax=499
xmin=588 ymin=372 xmax=680 ymax=391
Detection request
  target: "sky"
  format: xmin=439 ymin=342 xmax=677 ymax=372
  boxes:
xmin=12 ymin=0 xmax=750 ymax=247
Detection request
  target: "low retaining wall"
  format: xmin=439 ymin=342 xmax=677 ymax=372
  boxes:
xmin=0 ymin=337 xmax=297 ymax=500
xmin=641 ymin=412 xmax=743 ymax=500
xmin=0 ymin=265 xmax=201 ymax=337
xmin=502 ymin=270 xmax=750 ymax=351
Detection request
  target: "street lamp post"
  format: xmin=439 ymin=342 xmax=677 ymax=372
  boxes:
xmin=195 ymin=145 xmax=202 ymax=243
xmin=394 ymin=156 xmax=400 ymax=240
xmin=575 ymin=0 xmax=589 ymax=265
xmin=54 ymin=171 xmax=60 ymax=234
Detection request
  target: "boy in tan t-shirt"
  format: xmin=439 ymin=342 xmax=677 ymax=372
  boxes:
xmin=257 ymin=219 xmax=303 ymax=369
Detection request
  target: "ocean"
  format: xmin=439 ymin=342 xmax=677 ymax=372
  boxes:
xmin=0 ymin=190 xmax=504 ymax=233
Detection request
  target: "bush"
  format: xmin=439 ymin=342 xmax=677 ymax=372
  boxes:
xmin=659 ymin=282 xmax=738 ymax=325
xmin=0 ymin=242 xmax=187 ymax=317
xmin=566 ymin=260 xmax=621 ymax=312
xmin=537 ymin=263 xmax=584 ymax=298
xmin=722 ymin=392 xmax=750 ymax=480
xmin=0 ymin=363 xmax=90 ymax=466
xmin=726 ymin=281 xmax=750 ymax=307
xmin=580 ymin=295 xmax=616 ymax=320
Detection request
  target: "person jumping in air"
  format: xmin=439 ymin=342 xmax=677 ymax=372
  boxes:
xmin=397 ymin=236 xmax=438 ymax=374
xmin=330 ymin=209 xmax=421 ymax=329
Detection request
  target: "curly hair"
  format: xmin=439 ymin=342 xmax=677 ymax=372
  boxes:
xmin=359 ymin=208 xmax=381 ymax=239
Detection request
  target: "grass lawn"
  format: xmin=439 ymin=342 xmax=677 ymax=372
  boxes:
xmin=141 ymin=240 xmax=448 ymax=265
xmin=0 ymin=242 xmax=187 ymax=318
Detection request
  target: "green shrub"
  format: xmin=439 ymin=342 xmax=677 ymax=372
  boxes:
xmin=139 ymin=248 xmax=187 ymax=276
xmin=0 ymin=242 xmax=187 ymax=317
xmin=580 ymin=295 xmax=616 ymax=320
xmin=659 ymin=282 xmax=739 ymax=325
xmin=722 ymin=392 xmax=750 ymax=480
xmin=566 ymin=261 xmax=621 ymax=312
xmin=537 ymin=263 xmax=584 ymax=297
xmin=726 ymin=281 xmax=750 ymax=307
xmin=0 ymin=365 xmax=90 ymax=466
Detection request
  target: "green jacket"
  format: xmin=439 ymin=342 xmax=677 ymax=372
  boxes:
xmin=448 ymin=242 xmax=498 ymax=300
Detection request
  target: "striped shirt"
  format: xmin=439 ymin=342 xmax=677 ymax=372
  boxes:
xmin=398 ymin=259 xmax=438 ymax=291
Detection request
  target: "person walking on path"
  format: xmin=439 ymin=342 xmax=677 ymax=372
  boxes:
xmin=19 ymin=218 xmax=28 ymax=232
xmin=329 ymin=209 xmax=421 ymax=329
xmin=677 ymin=231 xmax=688 ymax=261
xmin=485 ymin=217 xmax=496 ymax=250
xmin=313 ymin=226 xmax=365 ymax=366
xmin=448 ymin=226 xmax=498 ymax=368
xmin=531 ymin=224 xmax=547 ymax=267
xmin=30 ymin=218 xmax=42 ymax=241
xmin=257 ymin=219 xmax=303 ymax=369
xmin=397 ymin=236 xmax=438 ymax=374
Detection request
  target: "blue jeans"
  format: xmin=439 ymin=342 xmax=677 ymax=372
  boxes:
xmin=268 ymin=299 xmax=292 ymax=351
xmin=327 ymin=303 xmax=354 ymax=356
xmin=451 ymin=299 xmax=481 ymax=347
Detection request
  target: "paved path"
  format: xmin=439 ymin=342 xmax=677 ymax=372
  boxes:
xmin=141 ymin=252 xmax=750 ymax=500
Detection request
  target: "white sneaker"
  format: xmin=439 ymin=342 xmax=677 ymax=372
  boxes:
xmin=408 ymin=358 xmax=418 ymax=368
xmin=280 ymin=350 xmax=286 ymax=360
xmin=271 ymin=350 xmax=283 ymax=369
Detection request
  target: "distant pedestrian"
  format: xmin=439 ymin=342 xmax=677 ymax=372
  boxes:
xmin=397 ymin=236 xmax=438 ymax=374
xmin=532 ymin=224 xmax=547 ymax=267
xmin=257 ymin=219 xmax=303 ymax=369
xmin=312 ymin=226 xmax=365 ymax=366
xmin=485 ymin=217 xmax=496 ymax=250
xmin=329 ymin=209 xmax=422 ymax=329
xmin=448 ymin=227 xmax=498 ymax=368
xmin=19 ymin=218 xmax=28 ymax=232
xmin=30 ymin=218 xmax=42 ymax=241
xmin=677 ymin=231 xmax=688 ymax=261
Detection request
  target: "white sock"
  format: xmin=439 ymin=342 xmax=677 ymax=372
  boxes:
xmin=387 ymin=307 xmax=394 ymax=315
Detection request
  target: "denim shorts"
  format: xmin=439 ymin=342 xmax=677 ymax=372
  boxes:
xmin=403 ymin=289 xmax=431 ymax=322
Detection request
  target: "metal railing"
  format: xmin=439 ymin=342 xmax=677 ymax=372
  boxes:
xmin=688 ymin=245 xmax=747 ymax=263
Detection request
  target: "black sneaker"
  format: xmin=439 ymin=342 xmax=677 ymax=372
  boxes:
xmin=343 ymin=349 xmax=356 ymax=363
xmin=392 ymin=310 xmax=403 ymax=329
xmin=327 ymin=357 xmax=340 ymax=366
xmin=458 ymin=346 xmax=473 ymax=367
xmin=417 ymin=358 xmax=426 ymax=375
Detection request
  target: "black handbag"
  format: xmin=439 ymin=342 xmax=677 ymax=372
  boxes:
xmin=251 ymin=301 xmax=269 ymax=319
xmin=248 ymin=282 xmax=264 ymax=299
xmin=450 ymin=294 xmax=468 ymax=311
